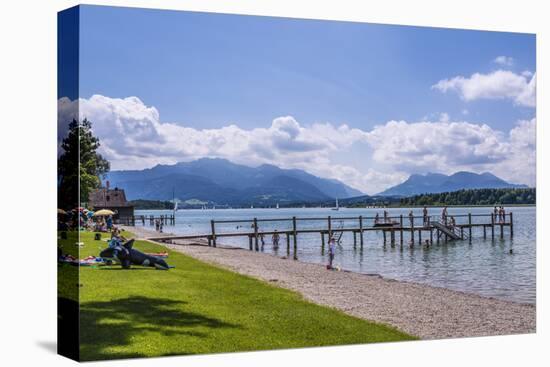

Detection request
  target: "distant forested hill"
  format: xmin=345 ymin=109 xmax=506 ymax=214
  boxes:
xmin=128 ymin=199 xmax=173 ymax=210
xmin=399 ymin=188 xmax=535 ymax=206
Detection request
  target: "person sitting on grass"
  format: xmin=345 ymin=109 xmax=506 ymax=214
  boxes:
xmin=109 ymin=227 xmax=127 ymax=248
xmin=327 ymin=237 xmax=336 ymax=270
xmin=108 ymin=227 xmax=129 ymax=263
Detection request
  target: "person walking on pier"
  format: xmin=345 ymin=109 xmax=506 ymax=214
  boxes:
xmin=327 ymin=237 xmax=336 ymax=270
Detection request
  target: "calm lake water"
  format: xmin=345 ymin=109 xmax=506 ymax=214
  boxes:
xmin=136 ymin=206 xmax=536 ymax=304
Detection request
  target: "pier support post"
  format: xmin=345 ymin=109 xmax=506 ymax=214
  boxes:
xmin=430 ymin=228 xmax=433 ymax=244
xmin=410 ymin=216 xmax=414 ymax=245
xmin=321 ymin=232 xmax=325 ymax=255
xmin=483 ymin=225 xmax=486 ymax=239
xmin=353 ymin=231 xmax=357 ymax=249
xmin=437 ymin=229 xmax=440 ymax=244
xmin=491 ymin=213 xmax=495 ymax=240
xmin=460 ymin=227 xmax=464 ymax=240
xmin=418 ymin=229 xmax=422 ymax=244
xmin=248 ymin=235 xmax=253 ymax=251
xmin=253 ymin=218 xmax=259 ymax=251
xmin=327 ymin=216 xmax=332 ymax=239
xmin=210 ymin=220 xmax=217 ymax=247
xmin=359 ymin=215 xmax=364 ymax=248
xmin=391 ymin=230 xmax=395 ymax=246
xmin=500 ymin=222 xmax=504 ymax=239
xmin=400 ymin=215 xmax=403 ymax=247
xmin=383 ymin=230 xmax=387 ymax=245
xmin=510 ymin=212 xmax=514 ymax=238
xmin=468 ymin=213 xmax=472 ymax=241
xmin=292 ymin=216 xmax=298 ymax=260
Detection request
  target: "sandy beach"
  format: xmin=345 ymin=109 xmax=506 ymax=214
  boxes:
xmin=123 ymin=225 xmax=535 ymax=340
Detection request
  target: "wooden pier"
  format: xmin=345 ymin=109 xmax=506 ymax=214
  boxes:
xmin=147 ymin=212 xmax=514 ymax=260
xmin=117 ymin=214 xmax=176 ymax=226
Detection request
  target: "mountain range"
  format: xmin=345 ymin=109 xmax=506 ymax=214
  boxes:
xmin=104 ymin=158 xmax=363 ymax=206
xmin=377 ymin=171 xmax=528 ymax=197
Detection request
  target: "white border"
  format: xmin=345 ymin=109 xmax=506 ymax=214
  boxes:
xmin=0 ymin=1 xmax=546 ymax=366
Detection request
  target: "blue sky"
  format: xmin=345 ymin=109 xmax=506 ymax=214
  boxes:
xmin=66 ymin=5 xmax=536 ymax=193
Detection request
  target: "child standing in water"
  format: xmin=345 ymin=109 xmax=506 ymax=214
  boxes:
xmin=327 ymin=237 xmax=336 ymax=270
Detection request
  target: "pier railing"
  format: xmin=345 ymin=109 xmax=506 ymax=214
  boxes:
xmin=148 ymin=212 xmax=514 ymax=260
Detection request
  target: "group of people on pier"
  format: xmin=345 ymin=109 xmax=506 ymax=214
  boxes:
xmin=494 ymin=206 xmax=507 ymax=223
xmin=374 ymin=206 xmax=458 ymax=229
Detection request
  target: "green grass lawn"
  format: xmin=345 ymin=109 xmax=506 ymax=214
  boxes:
xmin=59 ymin=231 xmax=415 ymax=361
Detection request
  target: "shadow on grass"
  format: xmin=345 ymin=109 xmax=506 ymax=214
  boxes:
xmin=80 ymin=296 xmax=240 ymax=361
xmin=98 ymin=267 xmax=157 ymax=271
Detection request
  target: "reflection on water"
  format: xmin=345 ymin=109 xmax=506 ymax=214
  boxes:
xmin=136 ymin=206 xmax=535 ymax=304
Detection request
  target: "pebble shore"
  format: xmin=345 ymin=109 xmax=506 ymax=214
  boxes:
xmin=124 ymin=226 xmax=536 ymax=339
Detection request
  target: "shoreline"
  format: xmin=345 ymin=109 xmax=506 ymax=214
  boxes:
xmin=122 ymin=225 xmax=536 ymax=339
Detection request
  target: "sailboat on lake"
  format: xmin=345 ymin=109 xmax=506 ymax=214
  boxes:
xmin=331 ymin=198 xmax=339 ymax=211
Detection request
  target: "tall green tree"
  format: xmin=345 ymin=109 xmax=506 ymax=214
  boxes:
xmin=58 ymin=118 xmax=110 ymax=209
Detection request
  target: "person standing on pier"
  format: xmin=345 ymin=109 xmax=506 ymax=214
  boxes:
xmin=408 ymin=210 xmax=414 ymax=227
xmin=423 ymin=206 xmax=429 ymax=226
xmin=494 ymin=206 xmax=499 ymax=222
xmin=442 ymin=206 xmax=448 ymax=225
xmin=500 ymin=206 xmax=506 ymax=223
xmin=374 ymin=213 xmax=380 ymax=224
xmin=383 ymin=210 xmax=389 ymax=223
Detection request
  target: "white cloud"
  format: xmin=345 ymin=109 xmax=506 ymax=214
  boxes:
xmin=439 ymin=112 xmax=450 ymax=123
xmin=364 ymin=118 xmax=536 ymax=187
xmin=58 ymin=95 xmax=536 ymax=193
xmin=494 ymin=56 xmax=514 ymax=66
xmin=432 ymin=70 xmax=536 ymax=107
